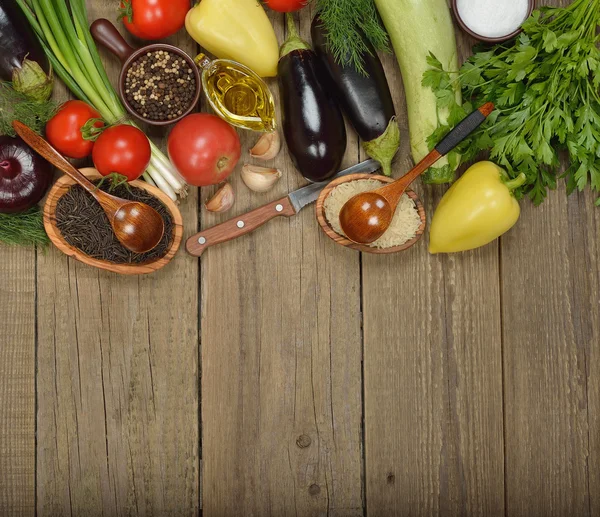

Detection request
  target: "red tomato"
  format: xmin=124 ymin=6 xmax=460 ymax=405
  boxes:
xmin=92 ymin=125 xmax=151 ymax=182
xmin=167 ymin=114 xmax=241 ymax=187
xmin=265 ymin=0 xmax=307 ymax=12
xmin=120 ymin=0 xmax=190 ymax=40
xmin=46 ymin=100 xmax=103 ymax=159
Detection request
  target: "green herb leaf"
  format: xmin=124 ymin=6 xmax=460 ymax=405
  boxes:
xmin=0 ymin=82 xmax=57 ymax=137
xmin=316 ymin=0 xmax=389 ymax=75
xmin=0 ymin=207 xmax=49 ymax=247
xmin=424 ymin=0 xmax=600 ymax=204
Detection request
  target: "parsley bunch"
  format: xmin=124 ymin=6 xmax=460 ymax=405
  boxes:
xmin=424 ymin=0 xmax=600 ymax=205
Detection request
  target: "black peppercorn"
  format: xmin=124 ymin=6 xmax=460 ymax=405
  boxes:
xmin=125 ymin=50 xmax=196 ymax=122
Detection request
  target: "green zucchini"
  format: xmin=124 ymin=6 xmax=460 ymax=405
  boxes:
xmin=374 ymin=0 xmax=462 ymax=183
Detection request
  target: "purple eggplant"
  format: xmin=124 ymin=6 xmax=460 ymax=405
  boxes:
xmin=311 ymin=15 xmax=398 ymax=176
xmin=278 ymin=14 xmax=346 ymax=183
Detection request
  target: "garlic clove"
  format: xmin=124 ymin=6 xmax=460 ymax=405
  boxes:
xmin=241 ymin=164 xmax=282 ymax=193
xmin=249 ymin=131 xmax=281 ymax=161
xmin=205 ymin=182 xmax=235 ymax=212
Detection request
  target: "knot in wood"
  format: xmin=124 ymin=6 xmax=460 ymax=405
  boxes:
xmin=308 ymin=484 xmax=321 ymax=496
xmin=296 ymin=434 xmax=311 ymax=448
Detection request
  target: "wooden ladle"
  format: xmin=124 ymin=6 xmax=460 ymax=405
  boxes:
xmin=339 ymin=102 xmax=495 ymax=245
xmin=13 ymin=121 xmax=165 ymax=254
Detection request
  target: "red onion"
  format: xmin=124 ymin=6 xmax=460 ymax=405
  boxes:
xmin=0 ymin=135 xmax=52 ymax=213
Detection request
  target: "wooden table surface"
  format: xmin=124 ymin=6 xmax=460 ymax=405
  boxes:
xmin=1 ymin=1 xmax=599 ymax=515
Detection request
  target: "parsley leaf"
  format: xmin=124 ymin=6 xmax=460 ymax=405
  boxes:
xmin=423 ymin=0 xmax=600 ymax=205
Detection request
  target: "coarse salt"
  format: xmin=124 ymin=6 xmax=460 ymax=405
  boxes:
xmin=456 ymin=0 xmax=529 ymax=39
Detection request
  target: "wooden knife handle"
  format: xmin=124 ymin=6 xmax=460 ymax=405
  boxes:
xmin=186 ymin=197 xmax=296 ymax=256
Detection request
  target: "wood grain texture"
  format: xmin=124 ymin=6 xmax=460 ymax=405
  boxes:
xmin=200 ymin=8 xmax=364 ymax=516
xmin=1 ymin=1 xmax=598 ymax=515
xmin=499 ymin=2 xmax=600 ymax=515
xmin=35 ymin=3 xmax=199 ymax=515
xmin=361 ymin=24 xmax=505 ymax=517
xmin=501 ymin=190 xmax=599 ymax=517
xmin=0 ymin=246 xmax=36 ymax=516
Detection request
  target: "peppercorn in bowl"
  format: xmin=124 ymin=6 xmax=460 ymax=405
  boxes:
xmin=91 ymin=19 xmax=202 ymax=127
xmin=125 ymin=49 xmax=198 ymax=123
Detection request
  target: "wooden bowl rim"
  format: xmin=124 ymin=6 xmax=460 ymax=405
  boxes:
xmin=43 ymin=169 xmax=184 ymax=275
xmin=316 ymin=173 xmax=427 ymax=254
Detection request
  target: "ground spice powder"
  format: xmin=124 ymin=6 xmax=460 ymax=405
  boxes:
xmin=55 ymin=180 xmax=174 ymax=264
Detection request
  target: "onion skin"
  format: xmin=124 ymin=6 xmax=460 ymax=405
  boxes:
xmin=0 ymin=136 xmax=53 ymax=214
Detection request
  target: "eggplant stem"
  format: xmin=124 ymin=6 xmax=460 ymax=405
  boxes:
xmin=280 ymin=13 xmax=310 ymax=58
xmin=362 ymin=118 xmax=400 ymax=177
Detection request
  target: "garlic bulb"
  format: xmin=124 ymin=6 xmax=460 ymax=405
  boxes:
xmin=241 ymin=165 xmax=282 ymax=193
xmin=250 ymin=132 xmax=281 ymax=161
xmin=205 ymin=183 xmax=235 ymax=212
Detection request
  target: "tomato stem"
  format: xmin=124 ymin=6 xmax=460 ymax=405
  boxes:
xmin=118 ymin=0 xmax=133 ymax=24
xmin=81 ymin=118 xmax=106 ymax=142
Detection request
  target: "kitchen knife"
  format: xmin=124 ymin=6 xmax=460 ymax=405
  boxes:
xmin=186 ymin=158 xmax=381 ymax=256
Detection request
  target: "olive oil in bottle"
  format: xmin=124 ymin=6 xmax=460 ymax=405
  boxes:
xmin=197 ymin=54 xmax=276 ymax=133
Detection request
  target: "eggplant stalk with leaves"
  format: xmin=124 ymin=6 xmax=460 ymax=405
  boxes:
xmin=0 ymin=0 xmax=53 ymax=101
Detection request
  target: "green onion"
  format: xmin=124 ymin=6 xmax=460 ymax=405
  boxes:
xmin=16 ymin=0 xmax=187 ymax=201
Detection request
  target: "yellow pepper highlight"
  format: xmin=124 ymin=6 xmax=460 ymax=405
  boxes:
xmin=185 ymin=0 xmax=280 ymax=78
xmin=429 ymin=161 xmax=526 ymax=254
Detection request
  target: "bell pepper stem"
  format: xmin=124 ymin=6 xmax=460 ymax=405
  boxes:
xmin=504 ymin=173 xmax=527 ymax=192
xmin=280 ymin=13 xmax=310 ymax=58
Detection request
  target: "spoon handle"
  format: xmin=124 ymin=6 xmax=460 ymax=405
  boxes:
xmin=384 ymin=102 xmax=495 ymax=207
xmin=435 ymin=102 xmax=494 ymax=156
xmin=12 ymin=121 xmax=100 ymax=195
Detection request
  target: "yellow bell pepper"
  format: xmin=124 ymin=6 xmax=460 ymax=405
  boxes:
xmin=429 ymin=161 xmax=527 ymax=254
xmin=185 ymin=0 xmax=279 ymax=78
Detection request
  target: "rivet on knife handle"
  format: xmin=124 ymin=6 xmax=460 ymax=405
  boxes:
xmin=185 ymin=197 xmax=295 ymax=256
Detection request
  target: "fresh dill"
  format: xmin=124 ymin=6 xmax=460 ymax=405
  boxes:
xmin=315 ymin=0 xmax=389 ymax=75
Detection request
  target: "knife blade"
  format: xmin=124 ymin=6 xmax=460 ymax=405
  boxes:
xmin=287 ymin=158 xmax=380 ymax=213
xmin=186 ymin=158 xmax=382 ymax=256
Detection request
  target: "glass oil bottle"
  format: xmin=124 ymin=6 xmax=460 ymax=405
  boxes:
xmin=196 ymin=54 xmax=276 ymax=133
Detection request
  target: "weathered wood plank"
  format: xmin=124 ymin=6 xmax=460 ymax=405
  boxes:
xmin=499 ymin=1 xmax=599 ymax=514
xmin=35 ymin=3 xmax=199 ymax=516
xmin=501 ymin=190 xmax=599 ymax=517
xmin=0 ymin=246 xmax=36 ymax=516
xmin=361 ymin=27 xmax=505 ymax=517
xmin=200 ymin=9 xmax=364 ymax=516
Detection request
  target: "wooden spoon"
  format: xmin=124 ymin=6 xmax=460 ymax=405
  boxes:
xmin=339 ymin=102 xmax=495 ymax=245
xmin=13 ymin=121 xmax=165 ymax=254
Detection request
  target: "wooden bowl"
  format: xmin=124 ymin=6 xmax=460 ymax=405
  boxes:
xmin=43 ymin=169 xmax=183 ymax=275
xmin=316 ymin=173 xmax=426 ymax=254
xmin=91 ymin=19 xmax=201 ymax=127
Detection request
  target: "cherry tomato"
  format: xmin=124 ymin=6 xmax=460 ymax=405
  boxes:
xmin=45 ymin=100 xmax=103 ymax=159
xmin=92 ymin=125 xmax=151 ymax=182
xmin=119 ymin=0 xmax=190 ymax=40
xmin=265 ymin=0 xmax=307 ymax=12
xmin=168 ymin=114 xmax=241 ymax=187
